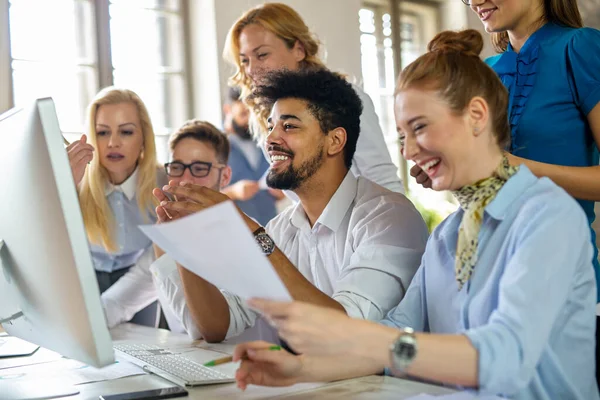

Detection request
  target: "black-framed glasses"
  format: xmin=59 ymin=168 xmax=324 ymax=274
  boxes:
xmin=164 ymin=161 xmax=225 ymax=178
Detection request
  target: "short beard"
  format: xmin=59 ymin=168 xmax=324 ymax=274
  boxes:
xmin=231 ymin=119 xmax=252 ymax=140
xmin=266 ymin=143 xmax=324 ymax=191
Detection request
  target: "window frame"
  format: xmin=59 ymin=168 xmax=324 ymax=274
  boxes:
xmin=1 ymin=0 xmax=192 ymax=143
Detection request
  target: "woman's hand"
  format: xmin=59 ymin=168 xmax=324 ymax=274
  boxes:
xmin=67 ymin=134 xmax=94 ymax=186
xmin=248 ymin=299 xmax=375 ymax=356
xmin=233 ymin=341 xmax=304 ymax=390
xmin=504 ymin=151 xmax=525 ymax=167
xmin=410 ymin=164 xmax=432 ymax=189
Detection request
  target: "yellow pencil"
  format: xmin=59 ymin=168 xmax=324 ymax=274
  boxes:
xmin=63 ymin=136 xmax=70 ymax=146
xmin=203 ymin=345 xmax=281 ymax=367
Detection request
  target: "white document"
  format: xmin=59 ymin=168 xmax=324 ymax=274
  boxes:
xmin=407 ymin=392 xmax=506 ymax=400
xmin=0 ymin=358 xmax=145 ymax=385
xmin=139 ymin=201 xmax=291 ymax=301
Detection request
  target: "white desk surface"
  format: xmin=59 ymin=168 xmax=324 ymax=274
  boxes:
xmin=47 ymin=324 xmax=455 ymax=399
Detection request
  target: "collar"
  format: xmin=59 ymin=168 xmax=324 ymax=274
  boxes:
xmin=507 ymin=22 xmax=557 ymax=55
xmin=485 ymin=166 xmax=536 ymax=221
xmin=492 ymin=22 xmax=559 ymax=74
xmin=290 ymin=171 xmax=358 ymax=233
xmin=104 ymin=167 xmax=139 ymax=200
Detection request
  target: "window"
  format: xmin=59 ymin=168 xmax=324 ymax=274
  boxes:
xmin=8 ymin=0 xmax=97 ymax=137
xmin=360 ymin=1 xmax=457 ymax=225
xmin=6 ymin=0 xmax=189 ymax=161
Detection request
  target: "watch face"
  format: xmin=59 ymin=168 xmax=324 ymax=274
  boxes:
xmin=397 ymin=341 xmax=416 ymax=359
xmin=256 ymin=233 xmax=275 ymax=254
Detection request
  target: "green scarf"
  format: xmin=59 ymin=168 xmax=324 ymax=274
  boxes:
xmin=452 ymin=157 xmax=519 ymax=290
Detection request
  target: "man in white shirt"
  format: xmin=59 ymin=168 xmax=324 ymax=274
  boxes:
xmin=156 ymin=69 xmax=428 ymax=343
xmin=149 ymin=120 xmax=232 ymax=335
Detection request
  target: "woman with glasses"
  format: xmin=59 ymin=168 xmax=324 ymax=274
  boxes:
xmin=230 ymin=30 xmax=599 ymax=399
xmin=66 ymin=87 xmax=167 ymax=328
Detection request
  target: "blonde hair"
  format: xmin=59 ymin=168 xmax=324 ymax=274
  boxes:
xmin=79 ymin=87 xmax=158 ymax=252
xmin=492 ymin=0 xmax=583 ymax=52
xmin=223 ymin=2 xmax=326 ymax=138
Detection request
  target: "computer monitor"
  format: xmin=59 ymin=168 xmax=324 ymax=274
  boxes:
xmin=0 ymin=98 xmax=114 ymax=369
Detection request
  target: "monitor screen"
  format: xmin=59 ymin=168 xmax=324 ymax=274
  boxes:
xmin=0 ymin=98 xmax=114 ymax=368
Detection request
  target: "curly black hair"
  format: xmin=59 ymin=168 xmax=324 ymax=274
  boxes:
xmin=248 ymin=68 xmax=363 ymax=169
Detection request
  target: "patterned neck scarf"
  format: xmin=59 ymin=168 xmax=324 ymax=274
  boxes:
xmin=451 ymin=157 xmax=519 ymax=290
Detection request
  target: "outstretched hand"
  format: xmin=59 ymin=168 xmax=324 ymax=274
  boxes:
xmin=233 ymin=341 xmax=304 ymax=390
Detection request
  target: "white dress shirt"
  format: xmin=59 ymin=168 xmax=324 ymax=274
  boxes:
xmin=100 ymin=168 xmax=168 ymax=328
xmin=149 ymin=255 xmax=202 ymax=337
xmin=351 ymin=84 xmax=403 ymax=193
xmin=153 ymin=172 xmax=428 ymax=341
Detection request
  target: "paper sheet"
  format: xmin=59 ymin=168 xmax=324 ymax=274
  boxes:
xmin=0 ymin=346 xmax=62 ymax=370
xmin=407 ymin=392 xmax=506 ymax=399
xmin=0 ymin=358 xmax=145 ymax=385
xmin=139 ymin=201 xmax=291 ymax=301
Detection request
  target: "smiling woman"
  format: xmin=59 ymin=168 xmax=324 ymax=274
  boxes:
xmin=228 ymin=30 xmax=599 ymax=400
xmin=65 ymin=86 xmax=167 ymax=329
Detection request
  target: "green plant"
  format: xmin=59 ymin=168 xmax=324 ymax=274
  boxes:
xmin=412 ymin=201 xmax=445 ymax=233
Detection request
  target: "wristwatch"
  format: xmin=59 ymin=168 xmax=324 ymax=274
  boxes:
xmin=253 ymin=226 xmax=275 ymax=256
xmin=389 ymin=327 xmax=418 ymax=373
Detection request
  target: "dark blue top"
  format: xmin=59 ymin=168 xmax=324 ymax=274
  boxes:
xmin=228 ymin=137 xmax=277 ymax=226
xmin=486 ymin=23 xmax=600 ymax=299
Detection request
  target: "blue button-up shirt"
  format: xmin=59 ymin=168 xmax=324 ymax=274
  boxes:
xmin=486 ymin=23 xmax=600 ymax=299
xmin=382 ymin=167 xmax=598 ymax=399
xmin=90 ymin=168 xmax=156 ymax=273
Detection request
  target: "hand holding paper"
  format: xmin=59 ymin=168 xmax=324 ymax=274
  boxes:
xmin=139 ymin=201 xmax=291 ymax=301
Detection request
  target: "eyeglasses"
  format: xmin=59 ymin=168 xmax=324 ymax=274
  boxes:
xmin=164 ymin=161 xmax=226 ymax=178
xmin=461 ymin=0 xmax=471 ymax=4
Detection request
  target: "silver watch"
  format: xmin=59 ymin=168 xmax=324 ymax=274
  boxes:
xmin=253 ymin=227 xmax=275 ymax=256
xmin=390 ymin=327 xmax=417 ymax=372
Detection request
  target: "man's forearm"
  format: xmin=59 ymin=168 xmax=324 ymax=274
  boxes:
xmin=177 ymin=265 xmax=231 ymax=342
xmin=268 ymin=250 xmax=346 ymax=313
xmin=243 ymin=216 xmax=345 ymax=313
xmin=153 ymin=243 xmax=165 ymax=259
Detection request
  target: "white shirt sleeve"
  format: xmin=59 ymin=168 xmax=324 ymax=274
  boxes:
xmin=222 ymin=291 xmax=260 ymax=339
xmin=351 ymin=85 xmax=404 ymax=193
xmin=149 ymin=254 xmax=203 ymax=339
xmin=101 ymin=246 xmax=158 ymax=328
xmin=150 ymin=255 xmax=262 ymax=341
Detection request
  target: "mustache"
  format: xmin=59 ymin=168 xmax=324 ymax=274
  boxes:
xmin=267 ymin=145 xmax=294 ymax=157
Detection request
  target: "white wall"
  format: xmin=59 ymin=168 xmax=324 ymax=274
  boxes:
xmin=439 ymin=0 xmax=495 ymax=59
xmin=188 ymin=0 xmax=363 ymax=124
xmin=465 ymin=5 xmax=495 ymax=59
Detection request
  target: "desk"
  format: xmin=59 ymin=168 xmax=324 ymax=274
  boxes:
xmin=52 ymin=324 xmax=454 ymax=399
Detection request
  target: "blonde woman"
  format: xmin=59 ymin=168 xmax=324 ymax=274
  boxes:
xmin=224 ymin=2 xmax=403 ymax=193
xmin=67 ymin=87 xmax=166 ymax=328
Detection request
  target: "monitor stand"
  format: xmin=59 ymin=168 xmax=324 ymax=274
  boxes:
xmin=0 ymin=238 xmax=29 ymax=357
xmin=0 ymin=379 xmax=79 ymax=400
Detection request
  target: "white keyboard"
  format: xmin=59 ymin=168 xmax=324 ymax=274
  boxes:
xmin=114 ymin=343 xmax=235 ymax=387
